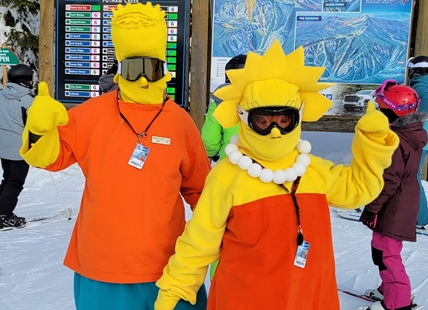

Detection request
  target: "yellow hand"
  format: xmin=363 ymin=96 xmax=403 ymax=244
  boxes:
xmin=356 ymin=101 xmax=389 ymax=138
xmin=27 ymin=82 xmax=69 ymax=135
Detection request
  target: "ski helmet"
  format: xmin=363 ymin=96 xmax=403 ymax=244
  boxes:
xmin=225 ymin=54 xmax=247 ymax=83
xmin=8 ymin=64 xmax=33 ymax=88
xmin=407 ymin=56 xmax=428 ymax=79
xmin=374 ymin=79 xmax=420 ymax=122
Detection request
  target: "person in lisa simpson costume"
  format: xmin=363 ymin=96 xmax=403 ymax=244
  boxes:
xmin=19 ymin=3 xmax=210 ymax=310
xmin=154 ymin=40 xmax=399 ymax=310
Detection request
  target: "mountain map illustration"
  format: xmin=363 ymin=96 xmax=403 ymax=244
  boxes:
xmin=211 ymin=0 xmax=413 ymax=84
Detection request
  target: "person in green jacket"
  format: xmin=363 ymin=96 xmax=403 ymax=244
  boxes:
xmin=202 ymin=54 xmax=247 ymax=162
xmin=201 ymin=54 xmax=247 ymax=280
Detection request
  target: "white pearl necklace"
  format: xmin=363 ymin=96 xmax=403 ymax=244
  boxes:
xmin=225 ymin=135 xmax=311 ymax=184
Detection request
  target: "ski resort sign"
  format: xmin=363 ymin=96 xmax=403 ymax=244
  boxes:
xmin=0 ymin=47 xmax=19 ymax=65
xmin=210 ymin=0 xmax=415 ymax=86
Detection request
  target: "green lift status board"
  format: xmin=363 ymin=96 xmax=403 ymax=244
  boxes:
xmin=55 ymin=0 xmax=189 ymax=106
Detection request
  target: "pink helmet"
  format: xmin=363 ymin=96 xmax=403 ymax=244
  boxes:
xmin=374 ymin=79 xmax=420 ymax=117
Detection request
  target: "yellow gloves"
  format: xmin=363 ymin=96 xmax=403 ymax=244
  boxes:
xmin=355 ymin=101 xmax=390 ymax=141
xmin=20 ymin=82 xmax=69 ymax=168
xmin=27 ymin=82 xmax=69 ymax=135
xmin=154 ymin=291 xmax=181 ymax=310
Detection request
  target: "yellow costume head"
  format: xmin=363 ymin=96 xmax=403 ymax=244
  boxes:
xmin=111 ymin=3 xmax=171 ymax=104
xmin=214 ymin=40 xmax=334 ymax=163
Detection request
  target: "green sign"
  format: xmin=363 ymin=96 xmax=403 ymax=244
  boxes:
xmin=66 ymin=19 xmax=91 ymax=25
xmin=65 ymin=84 xmax=90 ymax=90
xmin=0 ymin=47 xmax=19 ymax=65
xmin=65 ymin=26 xmax=91 ymax=32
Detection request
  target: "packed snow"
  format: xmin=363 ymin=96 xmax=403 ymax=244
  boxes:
xmin=0 ymin=131 xmax=427 ymax=310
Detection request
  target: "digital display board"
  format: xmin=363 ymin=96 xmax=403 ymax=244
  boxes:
xmin=55 ymin=0 xmax=189 ymax=106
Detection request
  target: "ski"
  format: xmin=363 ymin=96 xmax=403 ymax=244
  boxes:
xmin=357 ymin=302 xmax=423 ymax=310
xmin=334 ymin=208 xmax=428 ymax=236
xmin=27 ymin=208 xmax=73 ymax=223
xmin=338 ymin=287 xmax=374 ymax=302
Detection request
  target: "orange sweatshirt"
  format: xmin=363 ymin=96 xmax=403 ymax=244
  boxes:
xmin=46 ymin=90 xmax=210 ymax=283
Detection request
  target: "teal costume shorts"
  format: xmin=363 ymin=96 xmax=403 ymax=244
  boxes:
xmin=74 ymin=273 xmax=207 ymax=310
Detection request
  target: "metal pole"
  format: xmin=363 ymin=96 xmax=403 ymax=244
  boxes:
xmin=48 ymin=171 xmax=72 ymax=219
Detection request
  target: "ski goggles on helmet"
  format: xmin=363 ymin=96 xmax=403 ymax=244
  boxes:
xmin=117 ymin=57 xmax=167 ymax=82
xmin=237 ymin=104 xmax=302 ymax=135
xmin=375 ymin=79 xmax=420 ymax=116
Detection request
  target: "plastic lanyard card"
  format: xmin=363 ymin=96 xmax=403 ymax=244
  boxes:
xmin=294 ymin=240 xmax=310 ymax=268
xmin=128 ymin=143 xmax=150 ymax=169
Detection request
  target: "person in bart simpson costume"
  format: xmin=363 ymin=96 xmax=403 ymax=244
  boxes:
xmin=154 ymin=41 xmax=399 ymax=310
xmin=19 ymin=3 xmax=210 ymax=310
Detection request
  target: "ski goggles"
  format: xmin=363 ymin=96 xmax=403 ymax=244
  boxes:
xmin=117 ymin=57 xmax=167 ymax=82
xmin=237 ymin=104 xmax=302 ymax=135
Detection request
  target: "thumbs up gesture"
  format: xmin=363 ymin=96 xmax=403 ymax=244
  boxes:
xmin=355 ymin=101 xmax=389 ymax=139
xmin=27 ymin=82 xmax=69 ymax=135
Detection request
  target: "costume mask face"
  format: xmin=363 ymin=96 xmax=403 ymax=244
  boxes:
xmin=111 ymin=3 xmax=171 ymax=104
xmin=236 ymin=79 xmax=303 ymax=160
xmin=212 ymin=40 xmax=334 ymax=163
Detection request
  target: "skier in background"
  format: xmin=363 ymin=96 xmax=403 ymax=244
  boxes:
xmin=360 ymin=80 xmax=427 ymax=310
xmin=0 ymin=64 xmax=34 ymax=230
xmin=98 ymin=60 xmax=118 ymax=94
xmin=408 ymin=55 xmax=428 ymax=230
xmin=202 ymin=54 xmax=246 ymax=163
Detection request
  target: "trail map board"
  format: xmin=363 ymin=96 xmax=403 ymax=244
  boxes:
xmin=55 ymin=0 xmax=189 ymax=106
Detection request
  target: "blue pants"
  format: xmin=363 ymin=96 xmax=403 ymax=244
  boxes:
xmin=417 ymin=148 xmax=428 ymax=226
xmin=74 ymin=273 xmax=208 ymax=310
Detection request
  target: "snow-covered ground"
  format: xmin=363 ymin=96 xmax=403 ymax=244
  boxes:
xmin=0 ymin=131 xmax=427 ymax=310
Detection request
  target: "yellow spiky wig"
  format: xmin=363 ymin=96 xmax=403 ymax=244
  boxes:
xmin=213 ymin=40 xmax=334 ymax=128
xmin=111 ymin=2 xmax=167 ymax=62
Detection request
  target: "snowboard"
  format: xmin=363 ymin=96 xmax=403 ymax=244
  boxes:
xmin=334 ymin=208 xmax=428 ymax=237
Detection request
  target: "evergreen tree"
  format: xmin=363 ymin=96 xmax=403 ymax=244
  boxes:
xmin=0 ymin=0 xmax=40 ymax=78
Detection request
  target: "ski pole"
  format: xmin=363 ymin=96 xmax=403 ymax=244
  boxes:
xmin=48 ymin=171 xmax=72 ymax=220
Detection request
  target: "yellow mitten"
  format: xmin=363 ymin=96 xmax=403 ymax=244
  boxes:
xmin=27 ymin=82 xmax=68 ymax=135
xmin=20 ymin=82 xmax=68 ymax=168
xmin=154 ymin=290 xmax=180 ymax=310
xmin=355 ymin=101 xmax=389 ymax=140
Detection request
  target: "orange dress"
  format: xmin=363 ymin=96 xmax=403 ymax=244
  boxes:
xmin=209 ymin=194 xmax=338 ymax=309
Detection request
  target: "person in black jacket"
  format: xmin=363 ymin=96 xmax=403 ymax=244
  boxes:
xmin=359 ymin=80 xmax=428 ymax=310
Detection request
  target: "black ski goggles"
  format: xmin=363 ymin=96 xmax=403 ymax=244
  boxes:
xmin=238 ymin=104 xmax=302 ymax=136
xmin=117 ymin=57 xmax=167 ymax=82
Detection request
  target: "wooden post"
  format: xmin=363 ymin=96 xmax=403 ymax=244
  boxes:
xmin=2 ymin=43 xmax=7 ymax=87
xmin=38 ymin=0 xmax=55 ymax=96
xmin=413 ymin=0 xmax=428 ymax=181
xmin=189 ymin=1 xmax=210 ymax=132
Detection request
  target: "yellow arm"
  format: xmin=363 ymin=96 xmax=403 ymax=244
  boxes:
xmin=155 ymin=166 xmax=232 ymax=309
xmin=19 ymin=82 xmax=68 ymax=168
xmin=318 ymin=102 xmax=399 ymax=208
